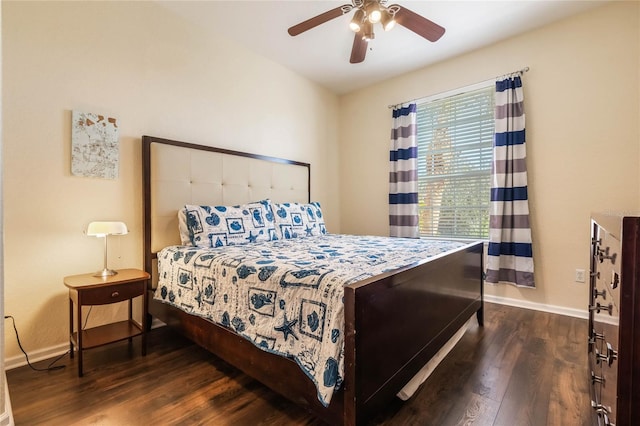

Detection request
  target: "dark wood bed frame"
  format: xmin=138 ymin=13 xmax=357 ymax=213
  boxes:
xmin=142 ymin=136 xmax=484 ymax=425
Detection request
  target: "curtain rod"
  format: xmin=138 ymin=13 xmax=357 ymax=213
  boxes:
xmin=388 ymin=66 xmax=530 ymax=109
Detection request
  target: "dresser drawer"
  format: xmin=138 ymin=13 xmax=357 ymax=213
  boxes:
xmin=78 ymin=281 xmax=145 ymax=305
xmin=588 ymin=214 xmax=640 ymax=426
xmin=595 ymin=323 xmax=619 ymax=421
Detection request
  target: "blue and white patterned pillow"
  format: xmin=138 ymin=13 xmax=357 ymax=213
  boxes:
xmin=178 ymin=208 xmax=191 ymax=246
xmin=184 ymin=200 xmax=277 ymax=248
xmin=273 ymin=202 xmax=326 ymax=239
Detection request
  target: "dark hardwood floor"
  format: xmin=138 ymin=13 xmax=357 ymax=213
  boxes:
xmin=6 ymin=302 xmax=591 ymax=425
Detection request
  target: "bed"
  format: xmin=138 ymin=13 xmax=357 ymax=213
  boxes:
xmin=142 ymin=135 xmax=484 ymax=425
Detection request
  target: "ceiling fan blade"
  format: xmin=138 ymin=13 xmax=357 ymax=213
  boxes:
xmin=350 ymin=33 xmax=368 ymax=64
xmin=391 ymin=4 xmax=445 ymax=42
xmin=288 ymin=5 xmax=352 ymax=36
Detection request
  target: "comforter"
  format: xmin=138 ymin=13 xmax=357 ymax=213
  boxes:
xmin=155 ymin=234 xmax=467 ymax=405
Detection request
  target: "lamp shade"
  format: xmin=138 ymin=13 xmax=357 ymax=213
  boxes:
xmin=86 ymin=221 xmax=128 ymax=237
xmin=380 ymin=9 xmax=396 ymax=31
xmin=86 ymin=221 xmax=128 ymax=277
xmin=365 ymin=2 xmax=381 ymax=23
xmin=349 ymin=9 xmax=365 ymax=32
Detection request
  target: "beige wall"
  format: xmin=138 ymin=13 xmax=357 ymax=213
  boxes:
xmin=2 ymin=1 xmax=340 ymax=359
xmin=339 ymin=1 xmax=640 ymax=311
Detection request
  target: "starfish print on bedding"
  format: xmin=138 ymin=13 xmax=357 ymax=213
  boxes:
xmin=246 ymin=230 xmax=259 ymax=243
xmin=274 ymin=313 xmax=299 ymax=341
xmin=305 ymin=225 xmax=314 ymax=236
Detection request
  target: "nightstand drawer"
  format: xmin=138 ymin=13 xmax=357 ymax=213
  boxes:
xmin=79 ymin=281 xmax=144 ymax=305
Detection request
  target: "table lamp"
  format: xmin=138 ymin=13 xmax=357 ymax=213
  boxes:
xmin=86 ymin=221 xmax=128 ymax=277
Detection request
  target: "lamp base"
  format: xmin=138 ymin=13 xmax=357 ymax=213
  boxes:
xmin=93 ymin=268 xmax=118 ymax=278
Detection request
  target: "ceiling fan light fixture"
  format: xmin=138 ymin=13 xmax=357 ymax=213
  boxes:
xmin=349 ymin=9 xmax=366 ymax=32
xmin=365 ymin=2 xmax=382 ymax=24
xmin=286 ymin=1 xmax=445 ymax=64
xmin=362 ymin=20 xmax=375 ymax=41
xmin=380 ymin=9 xmax=396 ymax=31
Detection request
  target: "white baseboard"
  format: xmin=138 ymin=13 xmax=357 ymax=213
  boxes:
xmin=484 ymin=294 xmax=589 ymax=320
xmin=4 ymin=318 xmax=166 ymax=371
xmin=4 ymin=342 xmax=69 ymax=371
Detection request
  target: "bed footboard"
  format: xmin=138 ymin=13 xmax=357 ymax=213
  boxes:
xmin=343 ymin=241 xmax=483 ymax=425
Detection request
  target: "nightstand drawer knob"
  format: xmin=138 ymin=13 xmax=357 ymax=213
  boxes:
xmin=111 ymin=291 xmax=120 ymax=298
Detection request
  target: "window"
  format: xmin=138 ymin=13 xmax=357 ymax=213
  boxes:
xmin=416 ymin=84 xmax=494 ymax=239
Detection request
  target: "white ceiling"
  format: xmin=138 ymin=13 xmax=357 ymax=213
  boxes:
xmin=159 ymin=1 xmax=608 ymax=94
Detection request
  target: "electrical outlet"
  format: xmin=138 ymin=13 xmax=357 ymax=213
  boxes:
xmin=575 ymin=269 xmax=586 ymax=283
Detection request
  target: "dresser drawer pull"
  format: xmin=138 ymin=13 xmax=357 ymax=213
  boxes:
xmin=589 ymin=303 xmax=613 ymax=315
xmin=597 ymin=246 xmax=617 ymax=264
xmin=590 ymin=371 xmax=605 ymax=385
xmin=588 ymin=330 xmax=605 ymax=351
xmin=592 ymin=405 xmax=616 ymax=426
xmin=595 ymin=343 xmax=618 ymax=367
xmin=591 ymin=400 xmax=611 ymax=414
xmin=111 ymin=291 xmax=120 ymax=298
xmin=593 ymin=287 xmax=606 ymax=300
xmin=611 ymin=272 xmax=619 ymax=290
xmin=606 ymin=342 xmax=618 ymax=367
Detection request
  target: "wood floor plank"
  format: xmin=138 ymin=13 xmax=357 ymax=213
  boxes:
xmin=444 ymin=393 xmax=501 ymax=426
xmin=492 ymin=339 xmax=553 ymax=426
xmin=547 ymin=357 xmax=591 ymax=425
xmin=6 ymin=303 xmax=591 ymax=425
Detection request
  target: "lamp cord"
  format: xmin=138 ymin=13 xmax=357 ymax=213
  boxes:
xmin=4 ymin=315 xmax=67 ymax=372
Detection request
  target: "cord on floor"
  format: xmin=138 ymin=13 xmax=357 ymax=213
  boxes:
xmin=4 ymin=315 xmax=67 ymax=372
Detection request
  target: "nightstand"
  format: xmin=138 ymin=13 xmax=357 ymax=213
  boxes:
xmin=64 ymin=268 xmax=150 ymax=377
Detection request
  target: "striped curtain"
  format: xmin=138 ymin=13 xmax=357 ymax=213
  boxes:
xmin=486 ymin=76 xmax=534 ymax=287
xmin=389 ymin=103 xmax=419 ymax=238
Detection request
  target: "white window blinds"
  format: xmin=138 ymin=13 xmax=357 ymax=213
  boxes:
xmin=416 ymin=85 xmax=494 ymax=239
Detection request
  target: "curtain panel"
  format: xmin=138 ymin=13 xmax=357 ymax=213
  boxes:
xmin=389 ymin=103 xmax=419 ymax=238
xmin=486 ymin=76 xmax=534 ymax=287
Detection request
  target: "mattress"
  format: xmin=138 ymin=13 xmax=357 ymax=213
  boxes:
xmin=154 ymin=234 xmax=468 ymax=405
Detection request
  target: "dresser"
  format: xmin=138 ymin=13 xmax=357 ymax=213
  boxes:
xmin=588 ymin=213 xmax=640 ymax=426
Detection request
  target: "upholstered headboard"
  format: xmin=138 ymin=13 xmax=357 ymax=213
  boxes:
xmin=142 ymin=136 xmax=310 ymax=285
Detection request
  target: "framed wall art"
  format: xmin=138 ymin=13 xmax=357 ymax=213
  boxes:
xmin=71 ymin=110 xmax=119 ymax=179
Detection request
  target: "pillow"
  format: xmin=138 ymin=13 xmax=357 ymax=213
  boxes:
xmin=177 ymin=208 xmax=191 ymax=246
xmin=273 ymin=201 xmax=326 ymax=239
xmin=184 ymin=200 xmax=277 ymax=248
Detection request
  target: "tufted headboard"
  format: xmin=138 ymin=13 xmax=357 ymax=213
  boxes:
xmin=142 ymin=136 xmax=310 ymax=286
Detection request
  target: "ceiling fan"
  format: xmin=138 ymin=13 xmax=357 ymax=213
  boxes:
xmin=287 ymin=0 xmax=445 ymax=64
